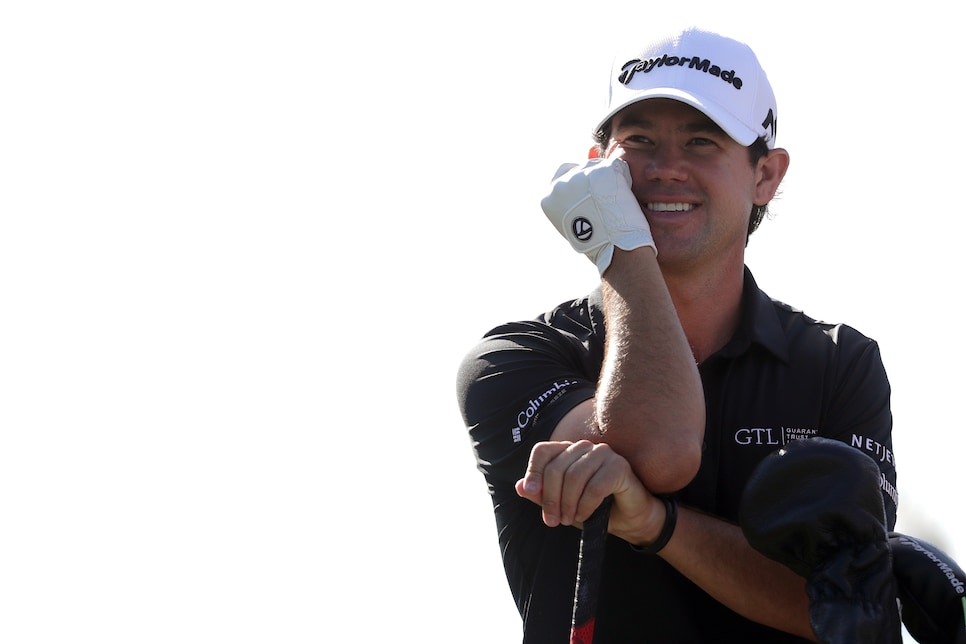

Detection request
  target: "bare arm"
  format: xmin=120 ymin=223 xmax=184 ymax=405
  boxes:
xmin=656 ymin=507 xmax=816 ymax=640
xmin=518 ymin=441 xmax=816 ymax=641
xmin=551 ymin=247 xmax=705 ymax=493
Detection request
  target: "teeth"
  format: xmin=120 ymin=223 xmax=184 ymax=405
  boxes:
xmin=646 ymin=202 xmax=695 ymax=212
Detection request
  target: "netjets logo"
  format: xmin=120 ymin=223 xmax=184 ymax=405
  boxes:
xmin=572 ymin=217 xmax=593 ymax=242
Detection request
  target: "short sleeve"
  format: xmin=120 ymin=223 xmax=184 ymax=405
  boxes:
xmin=456 ymin=295 xmax=604 ymax=490
xmin=820 ymin=326 xmax=898 ymax=530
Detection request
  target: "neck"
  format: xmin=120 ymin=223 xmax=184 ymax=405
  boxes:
xmin=663 ymin=264 xmax=745 ymax=365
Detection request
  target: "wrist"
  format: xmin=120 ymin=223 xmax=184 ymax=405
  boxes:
xmin=629 ymin=496 xmax=678 ymax=555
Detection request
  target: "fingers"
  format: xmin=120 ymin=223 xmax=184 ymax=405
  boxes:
xmin=516 ymin=440 xmax=629 ymax=528
xmin=515 ymin=441 xmax=572 ymax=526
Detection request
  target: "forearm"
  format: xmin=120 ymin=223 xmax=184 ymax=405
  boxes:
xmin=657 ymin=506 xmax=816 ymax=640
xmin=595 ymin=247 xmax=705 ymax=492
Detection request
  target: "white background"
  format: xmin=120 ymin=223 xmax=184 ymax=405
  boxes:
xmin=1 ymin=1 xmax=962 ymax=642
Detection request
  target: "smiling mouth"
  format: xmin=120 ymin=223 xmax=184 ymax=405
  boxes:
xmin=645 ymin=202 xmax=697 ymax=212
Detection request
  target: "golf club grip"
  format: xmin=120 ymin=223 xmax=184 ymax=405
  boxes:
xmin=570 ymin=495 xmax=613 ymax=644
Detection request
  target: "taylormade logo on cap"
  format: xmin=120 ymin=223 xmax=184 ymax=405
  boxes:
xmin=595 ymin=28 xmax=778 ymax=149
xmin=618 ymin=55 xmax=744 ymax=90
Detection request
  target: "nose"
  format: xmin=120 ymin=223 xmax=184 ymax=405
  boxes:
xmin=636 ymin=146 xmax=689 ymax=182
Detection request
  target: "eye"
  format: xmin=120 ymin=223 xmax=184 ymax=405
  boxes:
xmin=688 ymin=136 xmax=716 ymax=147
xmin=615 ymin=134 xmax=653 ymax=147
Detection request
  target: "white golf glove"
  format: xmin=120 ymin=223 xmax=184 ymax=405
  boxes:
xmin=540 ymin=157 xmax=655 ymax=275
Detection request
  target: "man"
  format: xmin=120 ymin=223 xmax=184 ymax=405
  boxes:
xmin=456 ymin=27 xmax=897 ymax=642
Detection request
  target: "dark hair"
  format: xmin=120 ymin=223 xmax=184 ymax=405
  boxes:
xmin=593 ymin=122 xmax=774 ymax=243
xmin=746 ymin=137 xmax=771 ymax=240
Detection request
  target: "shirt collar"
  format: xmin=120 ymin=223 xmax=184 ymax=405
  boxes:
xmin=588 ymin=266 xmax=791 ymax=363
xmin=715 ymin=267 xmax=790 ymax=363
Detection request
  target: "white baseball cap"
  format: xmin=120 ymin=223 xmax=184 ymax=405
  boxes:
xmin=596 ymin=28 xmax=778 ymax=149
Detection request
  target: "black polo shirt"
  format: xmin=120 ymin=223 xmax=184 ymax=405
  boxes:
xmin=456 ymin=267 xmax=897 ymax=643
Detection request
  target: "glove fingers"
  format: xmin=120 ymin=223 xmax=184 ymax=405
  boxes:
xmin=551 ymin=162 xmax=579 ymax=181
xmin=540 ymin=156 xmax=654 ymax=274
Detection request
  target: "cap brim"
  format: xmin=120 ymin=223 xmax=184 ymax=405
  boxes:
xmin=594 ymin=88 xmax=760 ymax=147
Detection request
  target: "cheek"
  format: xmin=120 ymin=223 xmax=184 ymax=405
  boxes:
xmin=608 ymin=148 xmax=649 ymax=179
xmin=603 ymin=139 xmax=622 ymax=157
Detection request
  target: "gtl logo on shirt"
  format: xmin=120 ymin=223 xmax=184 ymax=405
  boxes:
xmin=734 ymin=426 xmax=817 ymax=446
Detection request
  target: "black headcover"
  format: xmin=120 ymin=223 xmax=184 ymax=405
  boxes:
xmin=739 ymin=437 xmax=901 ymax=643
xmin=889 ymin=532 xmax=966 ymax=644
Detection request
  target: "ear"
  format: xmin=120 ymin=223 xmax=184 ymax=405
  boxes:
xmin=588 ymin=146 xmax=599 ymax=159
xmin=754 ymin=148 xmax=790 ymax=205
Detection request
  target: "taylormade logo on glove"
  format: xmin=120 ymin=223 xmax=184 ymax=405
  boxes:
xmin=540 ymin=157 xmax=656 ymax=275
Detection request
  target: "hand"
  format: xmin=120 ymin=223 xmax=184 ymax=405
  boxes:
xmin=540 ymin=156 xmax=655 ymax=275
xmin=515 ymin=440 xmax=666 ymax=546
